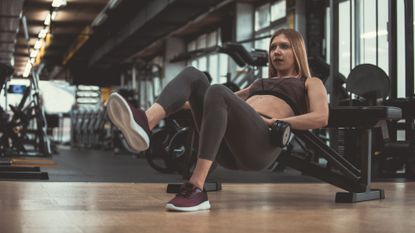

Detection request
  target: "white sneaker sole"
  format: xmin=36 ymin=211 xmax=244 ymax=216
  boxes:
xmin=107 ymin=92 xmax=150 ymax=152
xmin=165 ymin=201 xmax=211 ymax=212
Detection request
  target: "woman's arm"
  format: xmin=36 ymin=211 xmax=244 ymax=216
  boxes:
xmin=266 ymin=77 xmax=329 ymax=130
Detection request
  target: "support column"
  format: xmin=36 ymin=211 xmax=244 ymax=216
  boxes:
xmin=235 ymin=3 xmax=254 ymax=44
xmin=233 ymin=3 xmax=254 ymax=78
xmin=389 ymin=0 xmax=398 ymax=98
xmin=329 ymin=0 xmax=340 ymax=106
xmin=120 ymin=74 xmax=125 ymax=87
xmin=295 ymin=0 xmax=306 ymax=38
xmin=132 ymin=65 xmax=137 ymax=90
xmin=405 ymin=0 xmax=414 ymax=97
xmin=164 ymin=37 xmax=186 ymax=86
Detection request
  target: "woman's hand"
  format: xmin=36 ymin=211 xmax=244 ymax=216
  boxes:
xmin=261 ymin=116 xmax=275 ymax=126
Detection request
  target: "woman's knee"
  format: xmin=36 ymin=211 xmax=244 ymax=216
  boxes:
xmin=204 ymin=84 xmax=233 ymax=108
xmin=178 ymin=66 xmax=209 ymax=84
xmin=205 ymin=84 xmax=231 ymax=98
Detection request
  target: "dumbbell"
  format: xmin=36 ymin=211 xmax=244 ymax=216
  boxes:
xmin=269 ymin=120 xmax=292 ymax=147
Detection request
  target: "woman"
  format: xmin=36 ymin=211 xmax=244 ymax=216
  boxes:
xmin=107 ymin=28 xmax=329 ymax=212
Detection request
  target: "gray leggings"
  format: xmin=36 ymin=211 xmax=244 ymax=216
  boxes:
xmin=156 ymin=67 xmax=282 ymax=170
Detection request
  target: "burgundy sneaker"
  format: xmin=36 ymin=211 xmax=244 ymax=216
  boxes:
xmin=107 ymin=92 xmax=151 ymax=152
xmin=165 ymin=182 xmax=211 ymax=212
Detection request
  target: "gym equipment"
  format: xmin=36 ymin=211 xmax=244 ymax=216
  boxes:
xmin=269 ymin=120 xmax=291 ymax=147
xmin=171 ymin=41 xmax=268 ymax=88
xmin=146 ymin=121 xmax=178 ymax=174
xmin=0 ymin=16 xmax=50 ymax=179
xmin=157 ymin=42 xmax=268 ymax=188
xmin=164 ymin=105 xmax=402 ymax=199
xmin=223 ymin=42 xmax=268 ymax=67
xmin=384 ymin=97 xmax=415 ymax=141
xmin=0 ymin=63 xmax=49 ymax=180
xmin=279 ymin=106 xmax=402 ymax=202
xmin=382 ymin=97 xmax=415 ymax=177
xmin=70 ymin=85 xmax=117 ymax=150
xmin=146 ymin=109 xmax=218 ymax=179
xmin=0 ymin=67 xmax=51 ymax=157
xmin=7 ymin=84 xmax=27 ymax=94
xmin=344 ymin=64 xmax=415 ymax=178
xmin=346 ymin=64 xmax=390 ymax=104
xmin=71 ymin=87 xmax=142 ymax=153
xmin=0 ymin=63 xmax=13 ymax=132
xmin=0 ymin=63 xmax=13 ymax=80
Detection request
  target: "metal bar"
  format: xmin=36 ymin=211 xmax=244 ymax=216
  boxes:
xmin=359 ymin=129 xmax=372 ymax=190
xmin=295 ymin=131 xmax=361 ymax=179
xmin=350 ymin=0 xmax=353 ymax=70
xmin=120 ymin=74 xmax=125 ymax=86
xmin=301 ymin=130 xmax=361 ymax=175
xmin=132 ymin=65 xmax=137 ymax=90
xmin=330 ymin=0 xmax=340 ymax=106
xmin=278 ymin=152 xmax=366 ymax=193
xmin=388 ymin=0 xmax=398 ymax=98
xmin=354 ymin=0 xmax=360 ymax=66
xmin=405 ymin=0 xmax=414 ymax=97
xmin=376 ymin=0 xmax=379 ymax=66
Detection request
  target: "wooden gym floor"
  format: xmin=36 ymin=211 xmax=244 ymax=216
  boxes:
xmin=0 ymin=181 xmax=413 ymax=233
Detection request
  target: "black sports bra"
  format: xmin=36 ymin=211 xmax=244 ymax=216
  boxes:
xmin=247 ymin=77 xmax=308 ymax=115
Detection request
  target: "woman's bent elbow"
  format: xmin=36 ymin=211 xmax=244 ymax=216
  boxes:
xmin=320 ymin=115 xmax=329 ymax=128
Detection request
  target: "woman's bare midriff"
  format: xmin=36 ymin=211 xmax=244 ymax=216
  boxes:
xmin=246 ymin=95 xmax=295 ymax=119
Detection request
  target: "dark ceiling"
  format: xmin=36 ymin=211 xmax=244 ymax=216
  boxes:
xmin=0 ymin=0 xmax=25 ymax=73
xmin=5 ymin=0 xmax=109 ymax=76
xmin=0 ymin=0 xmax=266 ymax=85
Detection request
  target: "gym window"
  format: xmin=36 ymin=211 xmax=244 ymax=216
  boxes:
xmin=254 ymin=0 xmax=287 ymax=78
xmin=187 ymin=29 xmax=229 ymax=84
xmin=324 ymin=0 xmax=390 ymax=93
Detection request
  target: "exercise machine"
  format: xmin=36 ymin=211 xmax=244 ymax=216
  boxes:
xmin=171 ymin=41 xmax=268 ymax=87
xmin=0 ymin=63 xmax=49 ymax=180
xmin=340 ymin=64 xmax=415 ymax=178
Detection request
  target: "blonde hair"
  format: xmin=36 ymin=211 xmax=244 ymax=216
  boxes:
xmin=268 ymin=28 xmax=311 ymax=79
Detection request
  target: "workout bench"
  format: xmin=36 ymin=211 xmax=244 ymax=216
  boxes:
xmin=279 ymin=106 xmax=402 ymax=203
xmin=168 ymin=105 xmax=402 ymax=203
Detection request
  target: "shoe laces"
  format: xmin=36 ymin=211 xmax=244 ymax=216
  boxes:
xmin=177 ymin=183 xmax=200 ymax=198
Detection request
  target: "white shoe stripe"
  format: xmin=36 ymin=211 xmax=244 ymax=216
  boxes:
xmin=107 ymin=93 xmax=150 ymax=152
xmin=165 ymin=201 xmax=211 ymax=212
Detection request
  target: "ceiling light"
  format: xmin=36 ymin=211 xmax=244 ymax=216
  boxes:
xmin=23 ymin=62 xmax=32 ymax=78
xmin=52 ymin=0 xmax=67 ymax=8
xmin=30 ymin=50 xmax=39 ymax=58
xmin=44 ymin=14 xmax=51 ymax=25
xmin=51 ymin=11 xmax=57 ymax=20
xmin=38 ymin=28 xmax=49 ymax=39
xmin=34 ymin=39 xmax=43 ymax=49
xmin=45 ymin=14 xmax=50 ymax=26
